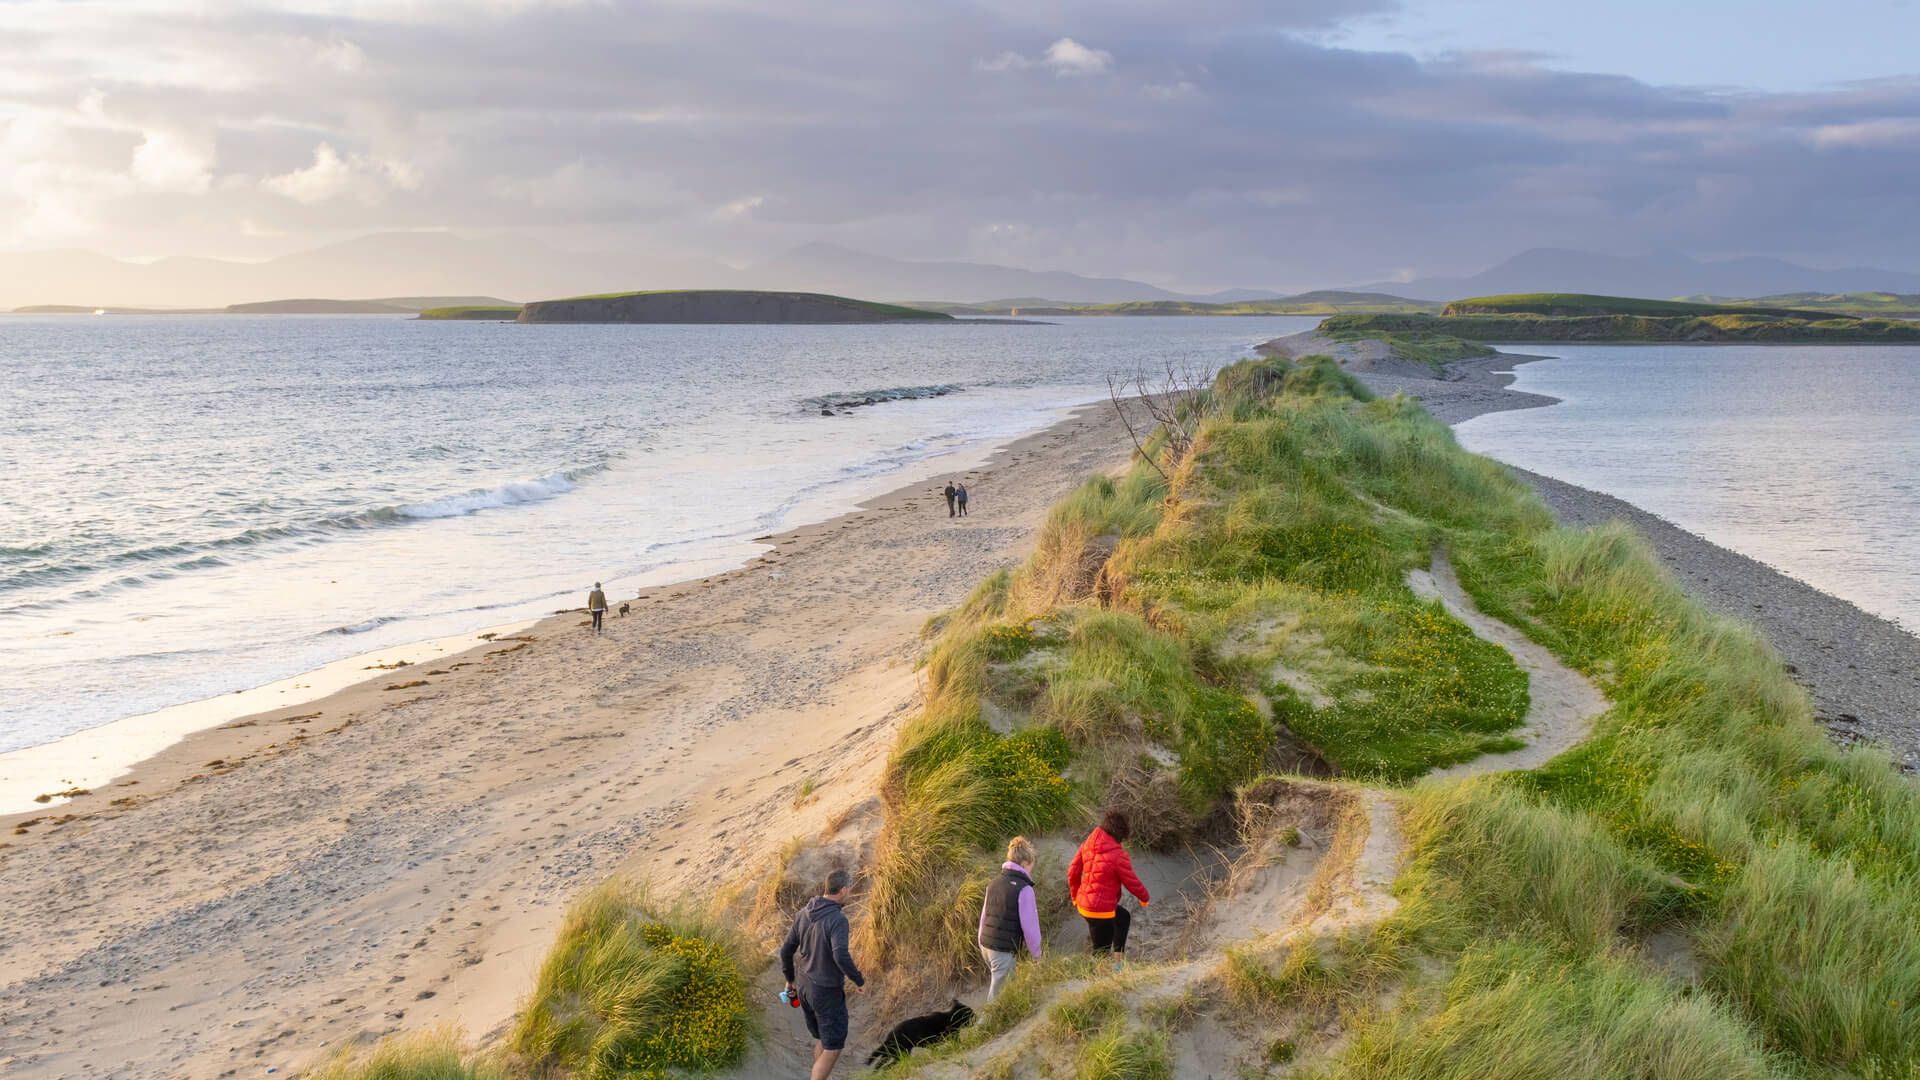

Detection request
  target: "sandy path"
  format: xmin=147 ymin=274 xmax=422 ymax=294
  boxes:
xmin=1332 ymin=342 xmax=1920 ymax=770
xmin=1409 ymin=549 xmax=1611 ymax=781
xmin=0 ymin=404 xmax=1133 ymax=1080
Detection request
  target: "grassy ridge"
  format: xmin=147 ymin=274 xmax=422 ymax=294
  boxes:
xmin=1711 ymin=291 xmax=1920 ymax=316
xmin=865 ymin=354 xmax=1920 ymax=1076
xmin=1443 ymin=293 xmax=1824 ymax=318
xmin=908 ymin=292 xmax=1442 ymax=317
xmin=861 ymin=357 xmax=1541 ymax=979
xmin=1324 ymin=310 xmax=1920 ymax=344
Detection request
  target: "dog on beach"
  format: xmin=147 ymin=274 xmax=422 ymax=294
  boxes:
xmin=618 ymin=601 xmax=630 ymax=617
xmin=865 ymin=1000 xmax=975 ymax=1066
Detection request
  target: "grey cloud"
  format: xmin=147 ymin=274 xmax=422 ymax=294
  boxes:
xmin=0 ymin=0 xmax=1916 ymax=288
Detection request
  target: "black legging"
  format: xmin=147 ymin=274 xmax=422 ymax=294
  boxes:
xmin=1084 ymin=906 xmax=1130 ymax=954
xmin=591 ymin=609 xmax=604 ymax=632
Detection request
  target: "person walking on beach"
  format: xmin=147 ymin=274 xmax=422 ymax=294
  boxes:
xmin=955 ymin=482 xmax=970 ymax=517
xmin=944 ymin=481 xmax=958 ymax=517
xmin=977 ymin=836 xmax=1041 ymax=1000
xmin=1068 ymin=809 xmax=1149 ymax=967
xmin=781 ymin=869 xmax=867 ymax=1080
xmin=587 ymin=582 xmax=608 ymax=634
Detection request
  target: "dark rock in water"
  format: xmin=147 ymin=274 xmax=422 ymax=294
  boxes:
xmin=803 ymin=384 xmax=963 ymax=414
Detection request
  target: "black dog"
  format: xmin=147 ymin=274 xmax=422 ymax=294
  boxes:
xmin=866 ymin=999 xmax=975 ymax=1066
xmin=618 ymin=601 xmax=630 ymax=617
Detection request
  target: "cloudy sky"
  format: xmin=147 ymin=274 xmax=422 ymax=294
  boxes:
xmin=3 ymin=0 xmax=1918 ymax=289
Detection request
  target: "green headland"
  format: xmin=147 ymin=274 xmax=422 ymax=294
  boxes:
xmin=908 ymin=291 xmax=1443 ymax=317
xmin=1324 ymin=291 xmax=1920 ymax=344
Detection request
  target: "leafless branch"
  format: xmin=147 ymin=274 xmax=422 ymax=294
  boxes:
xmin=1107 ymin=374 xmax=1169 ymax=482
xmin=1105 ymin=361 xmax=1216 ymax=481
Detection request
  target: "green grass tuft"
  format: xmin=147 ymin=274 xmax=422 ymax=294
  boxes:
xmin=302 ymin=1030 xmax=501 ymax=1080
xmin=1331 ymin=940 xmax=1782 ymax=1079
xmin=509 ymin=882 xmax=751 ymax=1078
xmin=1074 ymin=1025 xmax=1173 ymax=1080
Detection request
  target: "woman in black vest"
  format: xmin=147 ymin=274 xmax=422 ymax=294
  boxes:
xmin=976 ymin=836 xmax=1042 ymax=999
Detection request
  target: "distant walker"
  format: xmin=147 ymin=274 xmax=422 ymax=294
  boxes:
xmin=586 ymin=582 xmax=607 ymax=634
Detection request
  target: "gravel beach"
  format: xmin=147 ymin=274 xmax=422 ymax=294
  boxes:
xmin=1264 ymin=330 xmax=1920 ymax=770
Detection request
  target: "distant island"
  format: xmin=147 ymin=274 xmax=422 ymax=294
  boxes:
xmin=514 ymin=289 xmax=954 ymax=324
xmin=1322 ymin=292 xmax=1920 ymax=344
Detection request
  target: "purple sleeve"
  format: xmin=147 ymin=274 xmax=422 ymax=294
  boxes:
xmin=1018 ymin=885 xmax=1041 ymax=959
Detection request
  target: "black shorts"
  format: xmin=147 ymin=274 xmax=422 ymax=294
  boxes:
xmin=800 ymin=983 xmax=850 ymax=1051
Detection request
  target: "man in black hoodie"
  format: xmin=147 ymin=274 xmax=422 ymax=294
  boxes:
xmin=780 ymin=869 xmax=867 ymax=1079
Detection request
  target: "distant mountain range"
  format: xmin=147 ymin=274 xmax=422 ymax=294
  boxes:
xmin=749 ymin=243 xmax=1245 ymax=304
xmin=0 ymin=234 xmax=1290 ymax=310
xmin=7 ymin=234 xmax=1919 ymax=311
xmin=0 ymin=234 xmax=1260 ymax=310
xmin=1356 ymin=248 xmax=1920 ymax=302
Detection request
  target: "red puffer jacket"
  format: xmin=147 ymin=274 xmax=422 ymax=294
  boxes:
xmin=1067 ymin=827 xmax=1150 ymax=917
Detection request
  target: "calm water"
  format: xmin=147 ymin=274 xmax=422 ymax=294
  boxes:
xmin=0 ymin=314 xmax=1316 ymax=752
xmin=1457 ymin=344 xmax=1920 ymax=632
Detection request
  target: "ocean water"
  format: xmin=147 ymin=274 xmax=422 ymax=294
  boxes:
xmin=0 ymin=313 xmax=1316 ymax=752
xmin=1457 ymin=344 xmax=1920 ymax=633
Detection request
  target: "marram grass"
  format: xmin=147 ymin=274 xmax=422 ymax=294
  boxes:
xmin=861 ymin=353 xmax=1920 ymax=1077
xmin=508 ymin=881 xmax=750 ymax=1079
xmin=302 ymin=1029 xmax=502 ymax=1080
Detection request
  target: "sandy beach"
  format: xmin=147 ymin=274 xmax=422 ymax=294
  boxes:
xmin=0 ymin=403 xmax=1134 ymax=1079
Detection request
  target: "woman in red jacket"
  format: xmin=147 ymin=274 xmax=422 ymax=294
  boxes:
xmin=1067 ymin=808 xmax=1150 ymax=963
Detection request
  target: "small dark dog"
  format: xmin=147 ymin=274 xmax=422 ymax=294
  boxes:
xmin=866 ymin=999 xmax=975 ymax=1066
xmin=618 ymin=601 xmax=630 ymax=617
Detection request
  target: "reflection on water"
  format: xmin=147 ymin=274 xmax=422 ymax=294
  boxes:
xmin=1457 ymin=344 xmax=1920 ymax=633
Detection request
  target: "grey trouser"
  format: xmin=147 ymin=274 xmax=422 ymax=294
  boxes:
xmin=979 ymin=945 xmax=1018 ymax=1000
